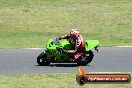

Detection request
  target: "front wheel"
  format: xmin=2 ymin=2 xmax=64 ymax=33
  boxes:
xmin=77 ymin=50 xmax=94 ymax=66
xmin=37 ymin=52 xmax=51 ymax=66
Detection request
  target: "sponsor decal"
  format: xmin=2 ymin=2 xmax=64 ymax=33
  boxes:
xmin=76 ymin=67 xmax=131 ymax=85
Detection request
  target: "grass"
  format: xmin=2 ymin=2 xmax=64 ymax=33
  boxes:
xmin=0 ymin=0 xmax=132 ymax=48
xmin=0 ymin=1 xmax=131 ymax=88
xmin=0 ymin=73 xmax=131 ymax=88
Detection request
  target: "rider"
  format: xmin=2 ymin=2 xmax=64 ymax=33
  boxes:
xmin=59 ymin=29 xmax=85 ymax=62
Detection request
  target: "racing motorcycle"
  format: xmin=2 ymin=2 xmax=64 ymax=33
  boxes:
xmin=37 ymin=38 xmax=99 ymax=66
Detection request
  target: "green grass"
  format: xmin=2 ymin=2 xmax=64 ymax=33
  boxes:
xmin=0 ymin=0 xmax=132 ymax=48
xmin=0 ymin=73 xmax=131 ymax=88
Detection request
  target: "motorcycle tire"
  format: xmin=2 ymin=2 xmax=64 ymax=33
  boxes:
xmin=77 ymin=50 xmax=94 ymax=66
xmin=37 ymin=52 xmax=51 ymax=66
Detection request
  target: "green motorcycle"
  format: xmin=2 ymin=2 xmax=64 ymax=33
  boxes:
xmin=37 ymin=38 xmax=99 ymax=66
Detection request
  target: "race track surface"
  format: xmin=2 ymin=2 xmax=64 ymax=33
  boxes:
xmin=0 ymin=47 xmax=132 ymax=74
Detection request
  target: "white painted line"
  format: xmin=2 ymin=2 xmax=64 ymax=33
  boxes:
xmin=116 ymin=46 xmax=132 ymax=47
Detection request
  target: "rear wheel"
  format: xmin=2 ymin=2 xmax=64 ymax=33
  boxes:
xmin=37 ymin=52 xmax=51 ymax=66
xmin=77 ymin=50 xmax=94 ymax=66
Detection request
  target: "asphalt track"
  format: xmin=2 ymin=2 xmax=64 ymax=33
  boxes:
xmin=0 ymin=47 xmax=132 ymax=74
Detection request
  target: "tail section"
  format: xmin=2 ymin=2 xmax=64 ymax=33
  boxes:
xmin=85 ymin=40 xmax=99 ymax=51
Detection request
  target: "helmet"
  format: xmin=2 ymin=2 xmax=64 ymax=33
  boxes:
xmin=70 ymin=29 xmax=79 ymax=38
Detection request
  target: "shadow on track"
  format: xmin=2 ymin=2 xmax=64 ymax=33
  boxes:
xmin=35 ymin=63 xmax=90 ymax=67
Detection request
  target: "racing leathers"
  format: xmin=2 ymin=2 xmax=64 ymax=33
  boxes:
xmin=59 ymin=34 xmax=85 ymax=62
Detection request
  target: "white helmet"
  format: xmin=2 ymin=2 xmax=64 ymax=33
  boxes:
xmin=70 ymin=29 xmax=79 ymax=38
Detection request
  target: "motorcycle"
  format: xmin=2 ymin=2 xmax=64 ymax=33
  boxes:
xmin=37 ymin=38 xmax=99 ymax=66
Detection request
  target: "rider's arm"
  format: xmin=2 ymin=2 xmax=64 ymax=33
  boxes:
xmin=59 ymin=35 xmax=70 ymax=40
